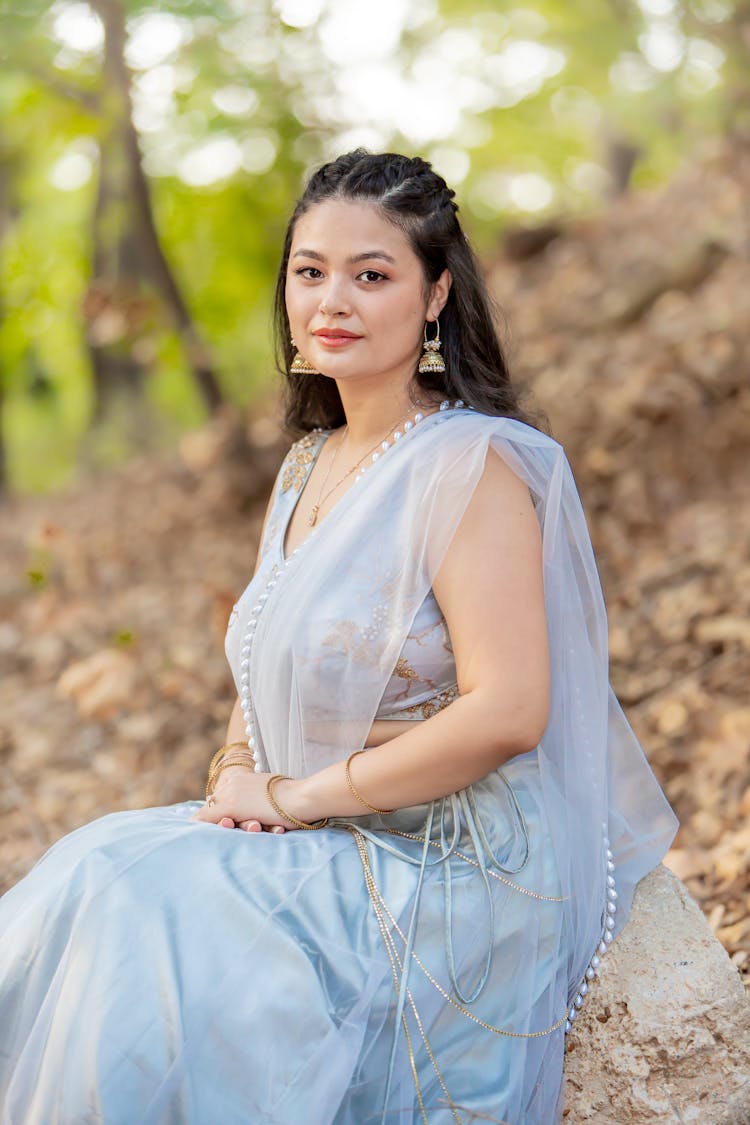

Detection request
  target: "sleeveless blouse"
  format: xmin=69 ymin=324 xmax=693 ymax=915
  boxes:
xmin=226 ymin=429 xmax=460 ymax=724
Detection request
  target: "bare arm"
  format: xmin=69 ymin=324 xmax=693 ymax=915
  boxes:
xmin=286 ymin=447 xmax=551 ymax=821
xmin=363 ymin=719 xmax=422 ymax=746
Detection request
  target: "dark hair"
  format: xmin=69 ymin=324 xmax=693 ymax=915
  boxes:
xmin=273 ymin=149 xmax=545 ymax=434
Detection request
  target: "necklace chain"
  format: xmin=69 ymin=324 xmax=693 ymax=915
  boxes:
xmin=307 ymin=400 xmax=430 ymax=526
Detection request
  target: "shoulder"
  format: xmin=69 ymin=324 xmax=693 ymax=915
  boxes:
xmin=417 ymin=410 xmax=565 ymax=490
xmin=278 ymin=428 xmax=329 ymax=494
xmin=446 ymin=410 xmax=562 ymax=453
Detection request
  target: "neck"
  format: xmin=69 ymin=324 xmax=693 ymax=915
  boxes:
xmin=334 ymin=373 xmax=438 ymax=449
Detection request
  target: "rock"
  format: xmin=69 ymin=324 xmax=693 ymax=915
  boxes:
xmin=564 ymin=865 xmax=750 ymax=1123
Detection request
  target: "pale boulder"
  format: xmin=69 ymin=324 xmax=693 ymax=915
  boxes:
xmin=564 ymin=864 xmax=750 ymax=1123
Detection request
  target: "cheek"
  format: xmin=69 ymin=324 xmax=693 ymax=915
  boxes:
xmin=284 ymin=276 xmax=297 ymax=313
xmin=378 ymin=288 xmax=425 ymax=332
xmin=396 ymin=286 xmax=428 ymax=327
xmin=387 ymin=297 xmax=426 ymax=347
xmin=284 ymin=280 xmax=307 ymax=330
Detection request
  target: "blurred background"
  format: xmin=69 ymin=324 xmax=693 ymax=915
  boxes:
xmin=0 ymin=0 xmax=748 ymax=982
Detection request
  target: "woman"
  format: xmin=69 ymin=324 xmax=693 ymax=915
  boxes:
xmin=0 ymin=150 xmax=677 ymax=1124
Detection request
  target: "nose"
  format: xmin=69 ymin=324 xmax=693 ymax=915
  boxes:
xmin=318 ymin=276 xmax=351 ymax=317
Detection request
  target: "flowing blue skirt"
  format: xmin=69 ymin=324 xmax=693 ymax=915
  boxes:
xmin=0 ymin=753 xmax=568 ymax=1124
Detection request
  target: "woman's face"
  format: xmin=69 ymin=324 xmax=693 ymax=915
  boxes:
xmin=285 ymin=199 xmax=450 ymax=395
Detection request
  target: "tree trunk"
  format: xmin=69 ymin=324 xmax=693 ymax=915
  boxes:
xmin=87 ymin=0 xmax=223 ymax=417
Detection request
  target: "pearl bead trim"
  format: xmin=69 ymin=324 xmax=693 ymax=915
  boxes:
xmin=236 ymin=399 xmax=468 ymax=767
xmin=236 ymin=561 xmax=282 ymax=768
xmin=354 ymin=400 xmax=465 ymax=482
xmin=564 ymin=829 xmax=618 ymax=1034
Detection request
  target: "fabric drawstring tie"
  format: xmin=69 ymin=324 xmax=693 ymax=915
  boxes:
xmin=352 ymin=773 xmax=530 ymax=1122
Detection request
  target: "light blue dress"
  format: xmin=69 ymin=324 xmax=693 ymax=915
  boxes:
xmin=0 ymin=406 xmax=677 ymax=1124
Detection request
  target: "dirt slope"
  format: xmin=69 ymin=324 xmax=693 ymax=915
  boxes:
xmin=1 ymin=136 xmax=747 ymax=981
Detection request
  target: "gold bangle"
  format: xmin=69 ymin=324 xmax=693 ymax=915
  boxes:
xmin=207 ymin=741 xmax=251 ymax=779
xmin=207 ymin=752 xmax=255 ymax=789
xmin=205 ymin=758 xmax=255 ymax=800
xmin=266 ymin=774 xmax=329 ymax=831
xmin=345 ymin=750 xmax=395 ymax=815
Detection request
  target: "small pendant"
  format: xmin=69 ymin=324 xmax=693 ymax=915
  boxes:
xmin=308 ymin=505 xmax=319 ymax=526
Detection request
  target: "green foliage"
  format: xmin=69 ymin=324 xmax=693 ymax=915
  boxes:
xmin=0 ymin=0 xmax=741 ymax=490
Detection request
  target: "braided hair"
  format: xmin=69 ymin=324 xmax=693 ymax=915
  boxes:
xmin=273 ymin=149 xmax=544 ymax=433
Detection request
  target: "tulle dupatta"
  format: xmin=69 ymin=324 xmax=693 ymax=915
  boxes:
xmin=234 ymin=407 xmax=677 ymax=1009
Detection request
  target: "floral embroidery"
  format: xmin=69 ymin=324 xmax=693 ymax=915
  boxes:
xmin=280 ymin=432 xmax=320 ymax=493
xmin=324 ymin=598 xmax=396 ymax=658
xmin=393 ymin=657 xmax=422 ymax=684
xmin=389 ymin=655 xmax=437 ymax=704
xmin=361 ymin=602 xmax=389 ymax=641
xmin=322 ymin=620 xmax=378 ymax=667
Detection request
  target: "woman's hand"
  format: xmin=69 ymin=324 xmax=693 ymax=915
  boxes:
xmin=190 ymin=767 xmax=299 ymax=833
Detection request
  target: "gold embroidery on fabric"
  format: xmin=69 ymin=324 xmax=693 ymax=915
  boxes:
xmin=397 ymin=684 xmax=461 ymax=719
xmin=386 ymin=614 xmax=454 ymax=707
xmin=402 ymin=611 xmax=453 ymax=659
xmin=394 ymin=657 xmax=424 ymax=684
xmin=323 ymin=595 xmax=398 ymax=662
xmin=389 ymin=655 xmax=435 ymax=703
xmin=280 ymin=432 xmax=320 ymax=494
xmin=322 ymin=620 xmax=379 ymax=667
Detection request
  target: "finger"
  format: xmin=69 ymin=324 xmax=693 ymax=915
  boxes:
xmin=192 ymin=801 xmax=231 ymax=825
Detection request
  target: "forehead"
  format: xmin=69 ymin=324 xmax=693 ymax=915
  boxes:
xmin=290 ymin=199 xmax=413 ymax=259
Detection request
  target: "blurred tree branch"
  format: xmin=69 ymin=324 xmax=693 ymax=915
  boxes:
xmin=23 ymin=65 xmax=101 ymax=114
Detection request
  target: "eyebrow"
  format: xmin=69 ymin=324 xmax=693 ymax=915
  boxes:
xmin=292 ymin=249 xmax=397 ymax=265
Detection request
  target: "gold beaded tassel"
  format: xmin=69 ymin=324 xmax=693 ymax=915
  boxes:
xmin=418 ymin=318 xmax=446 ymax=375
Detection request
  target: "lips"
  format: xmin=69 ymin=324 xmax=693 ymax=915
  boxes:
xmin=312 ymin=328 xmax=363 ymax=349
xmin=313 ymin=329 xmax=362 ymax=339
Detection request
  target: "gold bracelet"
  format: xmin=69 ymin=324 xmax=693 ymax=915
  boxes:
xmin=266 ymin=774 xmax=329 ymax=831
xmin=344 ymin=750 xmax=395 ymax=815
xmin=207 ymin=741 xmax=251 ymax=779
xmin=207 ymin=751 xmax=255 ymax=790
xmin=205 ymin=758 xmax=255 ymax=800
xmin=207 ymin=760 xmax=255 ymax=797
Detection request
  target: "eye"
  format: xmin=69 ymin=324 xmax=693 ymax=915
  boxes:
xmin=294 ymin=266 xmax=323 ymax=280
xmin=358 ymin=269 xmax=387 ymax=283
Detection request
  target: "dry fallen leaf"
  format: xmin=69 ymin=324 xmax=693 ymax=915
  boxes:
xmin=57 ymin=649 xmax=139 ymax=721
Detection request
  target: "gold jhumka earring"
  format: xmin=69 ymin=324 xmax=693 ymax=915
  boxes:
xmin=418 ymin=318 xmax=446 ymax=375
xmin=290 ymin=336 xmax=321 ymax=376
